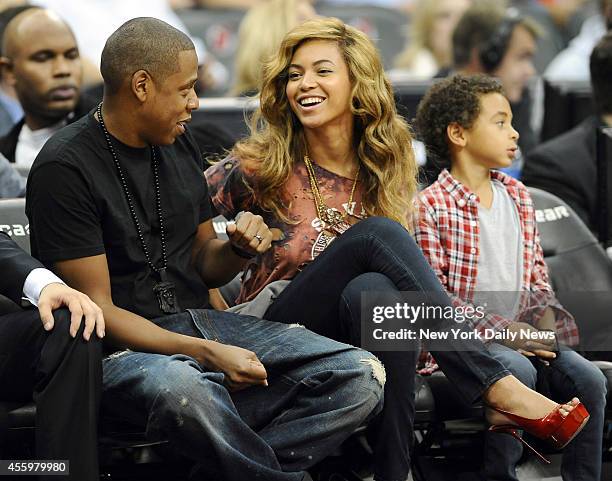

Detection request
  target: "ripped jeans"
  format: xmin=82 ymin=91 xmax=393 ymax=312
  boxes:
xmin=102 ymin=309 xmax=384 ymax=481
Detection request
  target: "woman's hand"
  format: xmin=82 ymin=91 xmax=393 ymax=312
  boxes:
xmin=227 ymin=211 xmax=273 ymax=257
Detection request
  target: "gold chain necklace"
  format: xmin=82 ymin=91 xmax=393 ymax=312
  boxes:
xmin=303 ymin=155 xmax=360 ymax=229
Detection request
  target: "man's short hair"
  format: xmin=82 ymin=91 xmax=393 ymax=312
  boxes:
xmin=100 ymin=17 xmax=194 ymax=94
xmin=453 ymin=5 xmax=540 ymax=72
xmin=590 ymin=33 xmax=612 ymax=115
xmin=415 ymin=74 xmax=504 ymax=167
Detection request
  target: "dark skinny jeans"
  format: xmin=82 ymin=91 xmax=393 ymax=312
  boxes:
xmin=265 ymin=217 xmax=511 ymax=481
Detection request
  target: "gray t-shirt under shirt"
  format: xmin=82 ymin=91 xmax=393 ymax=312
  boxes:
xmin=473 ymin=179 xmax=523 ymax=320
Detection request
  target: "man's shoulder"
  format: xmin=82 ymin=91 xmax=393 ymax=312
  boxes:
xmin=529 ymin=116 xmax=597 ymax=161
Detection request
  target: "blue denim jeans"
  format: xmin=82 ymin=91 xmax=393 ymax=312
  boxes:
xmin=485 ymin=343 xmax=607 ymax=481
xmin=102 ymin=309 xmax=383 ymax=481
xmin=264 ymin=217 xmax=512 ymax=481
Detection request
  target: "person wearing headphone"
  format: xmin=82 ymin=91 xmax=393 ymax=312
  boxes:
xmin=448 ymin=3 xmax=540 ymax=179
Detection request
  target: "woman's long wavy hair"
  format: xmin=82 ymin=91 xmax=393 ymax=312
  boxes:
xmin=232 ymin=17 xmax=418 ymax=228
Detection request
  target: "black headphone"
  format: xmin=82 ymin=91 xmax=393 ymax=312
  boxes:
xmin=479 ymin=8 xmax=522 ymax=73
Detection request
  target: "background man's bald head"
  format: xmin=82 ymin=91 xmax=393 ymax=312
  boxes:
xmin=2 ymin=8 xmax=74 ymax=59
xmin=100 ymin=17 xmax=195 ymax=94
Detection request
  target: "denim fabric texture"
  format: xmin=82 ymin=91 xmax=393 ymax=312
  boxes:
xmin=484 ymin=343 xmax=607 ymax=481
xmin=102 ymin=309 xmax=384 ymax=481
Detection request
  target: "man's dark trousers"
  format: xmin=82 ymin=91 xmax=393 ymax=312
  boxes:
xmin=0 ymin=307 xmax=102 ymax=481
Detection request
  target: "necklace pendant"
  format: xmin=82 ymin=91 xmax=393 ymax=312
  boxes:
xmin=153 ymin=268 xmax=180 ymax=314
xmin=323 ymin=207 xmax=344 ymax=225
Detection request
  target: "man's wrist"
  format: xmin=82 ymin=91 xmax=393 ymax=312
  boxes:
xmin=22 ymin=268 xmax=65 ymax=306
xmin=179 ymin=335 xmax=217 ymax=366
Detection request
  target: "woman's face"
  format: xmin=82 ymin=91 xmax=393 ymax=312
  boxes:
xmin=286 ymin=39 xmax=354 ymax=134
xmin=428 ymin=0 xmax=470 ymax=65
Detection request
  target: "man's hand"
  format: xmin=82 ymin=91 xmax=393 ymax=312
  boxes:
xmin=199 ymin=341 xmax=268 ymax=391
xmin=503 ymin=321 xmax=557 ymax=360
xmin=38 ymin=282 xmax=105 ymax=341
xmin=226 ymin=211 xmax=273 ymax=257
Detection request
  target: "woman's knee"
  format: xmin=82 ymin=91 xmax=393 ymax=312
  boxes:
xmin=349 ymin=216 xmax=410 ymax=240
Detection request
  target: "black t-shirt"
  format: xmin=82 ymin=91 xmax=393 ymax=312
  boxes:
xmin=26 ymin=111 xmax=212 ymax=319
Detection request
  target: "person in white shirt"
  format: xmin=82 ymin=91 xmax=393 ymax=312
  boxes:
xmin=544 ymin=0 xmax=612 ymax=82
xmin=0 ymin=151 xmax=23 ymax=197
xmin=0 ymin=8 xmax=92 ymax=170
xmin=0 ymin=230 xmax=104 ymax=481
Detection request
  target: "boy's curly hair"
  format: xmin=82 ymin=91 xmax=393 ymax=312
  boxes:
xmin=415 ymin=74 xmax=504 ymax=170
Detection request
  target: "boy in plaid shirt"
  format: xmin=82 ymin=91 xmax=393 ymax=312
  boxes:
xmin=413 ymin=74 xmax=606 ymax=481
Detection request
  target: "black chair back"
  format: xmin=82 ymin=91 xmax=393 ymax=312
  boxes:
xmin=529 ymin=187 xmax=612 ymax=358
xmin=0 ymin=199 xmax=28 ymax=314
xmin=0 ymin=198 xmax=29 ymax=253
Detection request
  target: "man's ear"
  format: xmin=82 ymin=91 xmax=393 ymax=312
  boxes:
xmin=131 ymin=69 xmax=152 ymax=103
xmin=447 ymin=122 xmax=467 ymax=148
xmin=0 ymin=57 xmax=15 ymax=86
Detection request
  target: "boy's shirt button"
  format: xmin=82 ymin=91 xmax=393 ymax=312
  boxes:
xmin=470 ymin=248 xmax=477 ymax=254
xmin=457 ymin=199 xmax=466 ymax=207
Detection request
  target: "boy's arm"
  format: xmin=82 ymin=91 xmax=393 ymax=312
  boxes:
xmin=53 ymin=254 xmax=268 ymax=390
xmin=521 ymin=221 xmax=577 ymax=342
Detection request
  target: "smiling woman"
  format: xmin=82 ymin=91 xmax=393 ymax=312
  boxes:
xmin=205 ymin=17 xmax=589 ymax=481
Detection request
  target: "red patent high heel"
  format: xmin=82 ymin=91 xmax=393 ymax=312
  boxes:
xmin=488 ymin=402 xmax=590 ymax=464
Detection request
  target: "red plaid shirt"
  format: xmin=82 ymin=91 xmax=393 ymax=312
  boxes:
xmin=413 ymin=169 xmax=579 ymax=374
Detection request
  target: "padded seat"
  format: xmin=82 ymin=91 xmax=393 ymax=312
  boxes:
xmin=424 ymin=372 xmax=483 ymax=422
xmin=414 ymin=374 xmax=436 ymax=425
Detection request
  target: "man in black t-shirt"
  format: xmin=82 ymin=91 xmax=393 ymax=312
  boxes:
xmin=26 ymin=18 xmax=383 ymax=481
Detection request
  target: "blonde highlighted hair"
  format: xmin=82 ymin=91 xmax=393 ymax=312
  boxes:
xmin=232 ymin=17 xmax=418 ymax=228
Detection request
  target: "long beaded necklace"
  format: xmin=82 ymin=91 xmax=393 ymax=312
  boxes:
xmin=96 ymin=102 xmax=179 ymax=314
xmin=303 ymin=155 xmax=360 ymax=248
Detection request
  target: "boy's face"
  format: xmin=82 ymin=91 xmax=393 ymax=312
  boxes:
xmin=492 ymin=25 xmax=536 ymax=103
xmin=462 ymin=92 xmax=519 ymax=169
